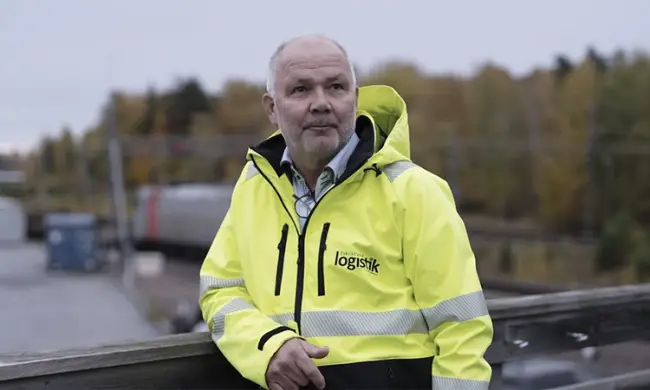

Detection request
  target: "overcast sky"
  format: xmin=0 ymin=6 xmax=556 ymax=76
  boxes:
xmin=0 ymin=0 xmax=648 ymax=153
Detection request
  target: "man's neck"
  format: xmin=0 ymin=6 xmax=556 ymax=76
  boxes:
xmin=283 ymin=131 xmax=359 ymax=191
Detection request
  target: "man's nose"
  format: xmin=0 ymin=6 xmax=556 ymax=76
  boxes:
xmin=309 ymin=88 xmax=331 ymax=113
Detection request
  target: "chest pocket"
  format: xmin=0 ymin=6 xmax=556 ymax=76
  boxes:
xmin=313 ymin=220 xmax=404 ymax=302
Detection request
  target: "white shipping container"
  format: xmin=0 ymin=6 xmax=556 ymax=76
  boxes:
xmin=0 ymin=197 xmax=26 ymax=242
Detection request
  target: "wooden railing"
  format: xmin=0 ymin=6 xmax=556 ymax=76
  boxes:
xmin=1 ymin=284 xmax=650 ymax=390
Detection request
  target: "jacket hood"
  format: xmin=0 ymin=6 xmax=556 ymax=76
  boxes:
xmin=357 ymin=84 xmax=410 ymax=164
xmin=247 ymin=85 xmax=411 ymax=175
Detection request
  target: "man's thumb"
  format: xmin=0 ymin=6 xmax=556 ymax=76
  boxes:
xmin=302 ymin=342 xmax=329 ymax=359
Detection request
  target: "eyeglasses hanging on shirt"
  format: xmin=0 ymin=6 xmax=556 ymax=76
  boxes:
xmin=293 ymin=193 xmax=315 ymax=220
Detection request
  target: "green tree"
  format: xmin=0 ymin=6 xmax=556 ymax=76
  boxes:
xmin=165 ymin=78 xmax=212 ymax=135
xmin=54 ymin=127 xmax=76 ymax=175
xmin=40 ymin=137 xmax=56 ymax=175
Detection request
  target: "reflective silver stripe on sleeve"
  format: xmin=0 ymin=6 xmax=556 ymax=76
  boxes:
xmin=210 ymin=297 xmax=254 ymax=342
xmin=270 ymin=308 xmax=428 ymax=338
xmin=269 ymin=313 xmax=293 ymax=328
xmin=199 ymin=275 xmax=245 ymax=297
xmin=420 ymin=291 xmax=489 ymax=332
xmin=383 ymin=160 xmax=416 ymax=182
xmin=432 ymin=376 xmax=489 ymax=390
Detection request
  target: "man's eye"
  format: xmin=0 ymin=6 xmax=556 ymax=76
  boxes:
xmin=331 ymin=83 xmax=344 ymax=90
xmin=292 ymin=86 xmax=307 ymax=93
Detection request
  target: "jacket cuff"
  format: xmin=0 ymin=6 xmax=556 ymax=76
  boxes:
xmin=250 ymin=328 xmax=299 ymax=389
xmin=257 ymin=326 xmax=295 ymax=350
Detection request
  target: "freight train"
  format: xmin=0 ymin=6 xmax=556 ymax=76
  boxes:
xmin=129 ymin=181 xmax=597 ymax=258
xmin=131 ymin=183 xmax=234 ymax=257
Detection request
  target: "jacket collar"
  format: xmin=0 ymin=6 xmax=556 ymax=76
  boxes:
xmin=280 ymin=132 xmax=360 ymax=182
xmin=251 ymin=114 xmax=375 ymax=183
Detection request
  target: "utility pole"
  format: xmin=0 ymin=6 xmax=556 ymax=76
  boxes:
xmin=75 ymin=143 xmax=91 ymax=207
xmin=36 ymin=143 xmax=47 ymax=208
xmin=524 ymin=79 xmax=541 ymax=233
xmin=583 ymin=101 xmax=597 ymax=238
xmin=106 ymin=92 xmax=135 ymax=289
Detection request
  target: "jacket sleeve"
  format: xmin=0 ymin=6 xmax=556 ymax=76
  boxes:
xmin=199 ymin=171 xmax=299 ymax=389
xmin=400 ymin=169 xmax=493 ymax=389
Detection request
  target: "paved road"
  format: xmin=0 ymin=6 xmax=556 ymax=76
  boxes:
xmin=0 ymin=243 xmax=161 ymax=357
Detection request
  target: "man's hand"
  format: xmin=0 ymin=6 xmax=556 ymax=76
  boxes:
xmin=266 ymin=338 xmax=329 ymax=390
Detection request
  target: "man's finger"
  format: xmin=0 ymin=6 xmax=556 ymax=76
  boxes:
xmin=268 ymin=382 xmax=285 ymax=390
xmin=295 ymin=355 xmax=326 ymax=390
xmin=302 ymin=343 xmax=329 ymax=359
xmin=273 ymin=373 xmax=300 ymax=390
xmin=282 ymin=361 xmax=310 ymax=387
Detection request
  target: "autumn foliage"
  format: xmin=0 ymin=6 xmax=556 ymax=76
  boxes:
xmin=20 ymin=48 xmax=650 ymax=238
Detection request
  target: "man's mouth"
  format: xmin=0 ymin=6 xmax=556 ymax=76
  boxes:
xmin=304 ymin=125 xmax=336 ymax=131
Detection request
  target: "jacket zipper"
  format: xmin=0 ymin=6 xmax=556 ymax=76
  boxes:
xmin=317 ymin=223 xmax=330 ymax=296
xmin=293 ymin=195 xmax=336 ymax=333
xmin=294 ymin=234 xmax=306 ymax=332
xmin=251 ymin=156 xmax=368 ymax=334
xmin=274 ymin=224 xmax=289 ymax=296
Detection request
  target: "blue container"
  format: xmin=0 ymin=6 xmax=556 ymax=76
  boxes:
xmin=43 ymin=212 xmax=100 ymax=272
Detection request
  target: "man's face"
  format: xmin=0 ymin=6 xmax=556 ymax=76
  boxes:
xmin=263 ymin=38 xmax=358 ymax=164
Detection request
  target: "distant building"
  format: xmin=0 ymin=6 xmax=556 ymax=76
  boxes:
xmin=0 ymin=151 xmax=25 ymax=185
xmin=0 ymin=196 xmax=26 ymax=242
xmin=0 ymin=170 xmax=25 ymax=184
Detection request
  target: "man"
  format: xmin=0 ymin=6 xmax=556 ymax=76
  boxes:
xmin=199 ymin=34 xmax=493 ymax=390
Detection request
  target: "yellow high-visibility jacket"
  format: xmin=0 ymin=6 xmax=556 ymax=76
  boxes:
xmin=199 ymin=85 xmax=493 ymax=390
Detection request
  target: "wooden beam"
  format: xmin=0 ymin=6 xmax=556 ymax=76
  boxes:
xmin=1 ymin=284 xmax=649 ymax=390
xmin=480 ymin=276 xmax=568 ymax=295
xmin=0 ymin=333 xmax=214 ymax=381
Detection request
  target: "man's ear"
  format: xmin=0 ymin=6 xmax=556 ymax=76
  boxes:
xmin=262 ymin=93 xmax=277 ymax=125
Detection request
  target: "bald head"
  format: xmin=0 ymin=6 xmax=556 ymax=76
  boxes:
xmin=265 ymin=35 xmax=356 ymax=97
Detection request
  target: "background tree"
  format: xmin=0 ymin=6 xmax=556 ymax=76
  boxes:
xmin=18 ymin=47 xmax=650 ymax=241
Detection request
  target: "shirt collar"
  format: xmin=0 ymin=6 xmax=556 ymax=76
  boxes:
xmin=281 ymin=132 xmax=360 ymax=180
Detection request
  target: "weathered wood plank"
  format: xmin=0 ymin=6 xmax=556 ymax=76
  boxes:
xmin=1 ymin=284 xmax=649 ymax=389
xmin=0 ymin=332 xmax=214 ymax=381
xmin=0 ymin=354 xmax=257 ymax=390
xmin=480 ymin=276 xmax=568 ymax=295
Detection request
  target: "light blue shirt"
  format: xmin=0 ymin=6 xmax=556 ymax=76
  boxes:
xmin=281 ymin=132 xmax=360 ymax=231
